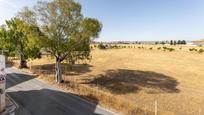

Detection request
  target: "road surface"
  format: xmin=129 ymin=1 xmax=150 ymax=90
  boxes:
xmin=5 ymin=67 xmax=116 ymax=115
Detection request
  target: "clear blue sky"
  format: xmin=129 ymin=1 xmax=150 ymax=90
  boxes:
xmin=1 ymin=0 xmax=204 ymax=41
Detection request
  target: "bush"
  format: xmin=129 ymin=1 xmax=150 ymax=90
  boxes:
xmin=157 ymin=47 xmax=161 ymax=50
xmin=168 ymin=48 xmax=175 ymax=52
xmin=198 ymin=49 xmax=204 ymax=53
xmin=189 ymin=48 xmax=197 ymax=52
xmin=163 ymin=47 xmax=167 ymax=49
xmin=112 ymin=45 xmax=119 ymax=49
xmin=162 ymin=47 xmax=175 ymax=52
xmin=149 ymin=47 xmax=153 ymax=50
xmin=98 ymin=43 xmax=106 ymax=49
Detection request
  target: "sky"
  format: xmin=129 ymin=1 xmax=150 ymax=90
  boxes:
xmin=1 ymin=0 xmax=204 ymax=41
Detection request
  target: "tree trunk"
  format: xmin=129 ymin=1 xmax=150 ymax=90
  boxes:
xmin=19 ymin=53 xmax=27 ymax=68
xmin=55 ymin=57 xmax=62 ymax=83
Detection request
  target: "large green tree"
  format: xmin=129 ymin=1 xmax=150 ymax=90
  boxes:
xmin=0 ymin=26 xmax=14 ymax=56
xmin=31 ymin=0 xmax=102 ymax=83
xmin=0 ymin=18 xmax=43 ymax=68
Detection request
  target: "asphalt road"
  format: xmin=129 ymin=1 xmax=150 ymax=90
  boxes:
xmin=5 ymin=67 xmax=116 ymax=115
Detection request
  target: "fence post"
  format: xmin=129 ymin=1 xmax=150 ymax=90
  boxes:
xmin=155 ymin=100 xmax=157 ymax=115
xmin=199 ymin=108 xmax=201 ymax=115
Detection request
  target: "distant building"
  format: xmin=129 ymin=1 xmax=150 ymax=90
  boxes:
xmin=186 ymin=42 xmax=194 ymax=46
xmin=192 ymin=40 xmax=204 ymax=46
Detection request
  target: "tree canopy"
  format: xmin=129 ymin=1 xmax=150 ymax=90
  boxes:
xmin=0 ymin=0 xmax=102 ymax=83
xmin=32 ymin=0 xmax=101 ymax=83
xmin=0 ymin=18 xmax=43 ymax=68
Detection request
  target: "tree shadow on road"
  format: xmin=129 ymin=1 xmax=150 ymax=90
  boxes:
xmin=8 ymin=89 xmax=105 ymax=115
xmin=6 ymin=72 xmax=34 ymax=89
xmin=6 ymin=70 xmax=105 ymax=115
xmin=84 ymin=69 xmax=180 ymax=94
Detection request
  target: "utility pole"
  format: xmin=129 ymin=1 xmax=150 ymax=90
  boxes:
xmin=0 ymin=55 xmax=6 ymax=112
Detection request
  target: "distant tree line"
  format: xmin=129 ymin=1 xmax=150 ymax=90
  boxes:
xmin=94 ymin=40 xmax=187 ymax=45
xmin=155 ymin=40 xmax=186 ymax=45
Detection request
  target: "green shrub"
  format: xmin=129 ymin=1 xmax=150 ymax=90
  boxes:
xmin=168 ymin=48 xmax=175 ymax=52
xmin=189 ymin=48 xmax=197 ymax=52
xmin=163 ymin=47 xmax=167 ymax=50
xmin=162 ymin=47 xmax=175 ymax=52
xmin=98 ymin=43 xmax=106 ymax=49
xmin=116 ymin=45 xmax=119 ymax=48
xmin=198 ymin=49 xmax=204 ymax=53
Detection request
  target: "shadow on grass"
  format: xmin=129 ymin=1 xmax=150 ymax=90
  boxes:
xmin=31 ymin=63 xmax=92 ymax=76
xmin=85 ymin=69 xmax=180 ymax=94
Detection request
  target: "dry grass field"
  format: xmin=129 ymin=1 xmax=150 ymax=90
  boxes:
xmin=16 ymin=45 xmax=204 ymax=115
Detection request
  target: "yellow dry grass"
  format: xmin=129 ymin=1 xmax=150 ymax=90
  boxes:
xmin=18 ymin=45 xmax=204 ymax=115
